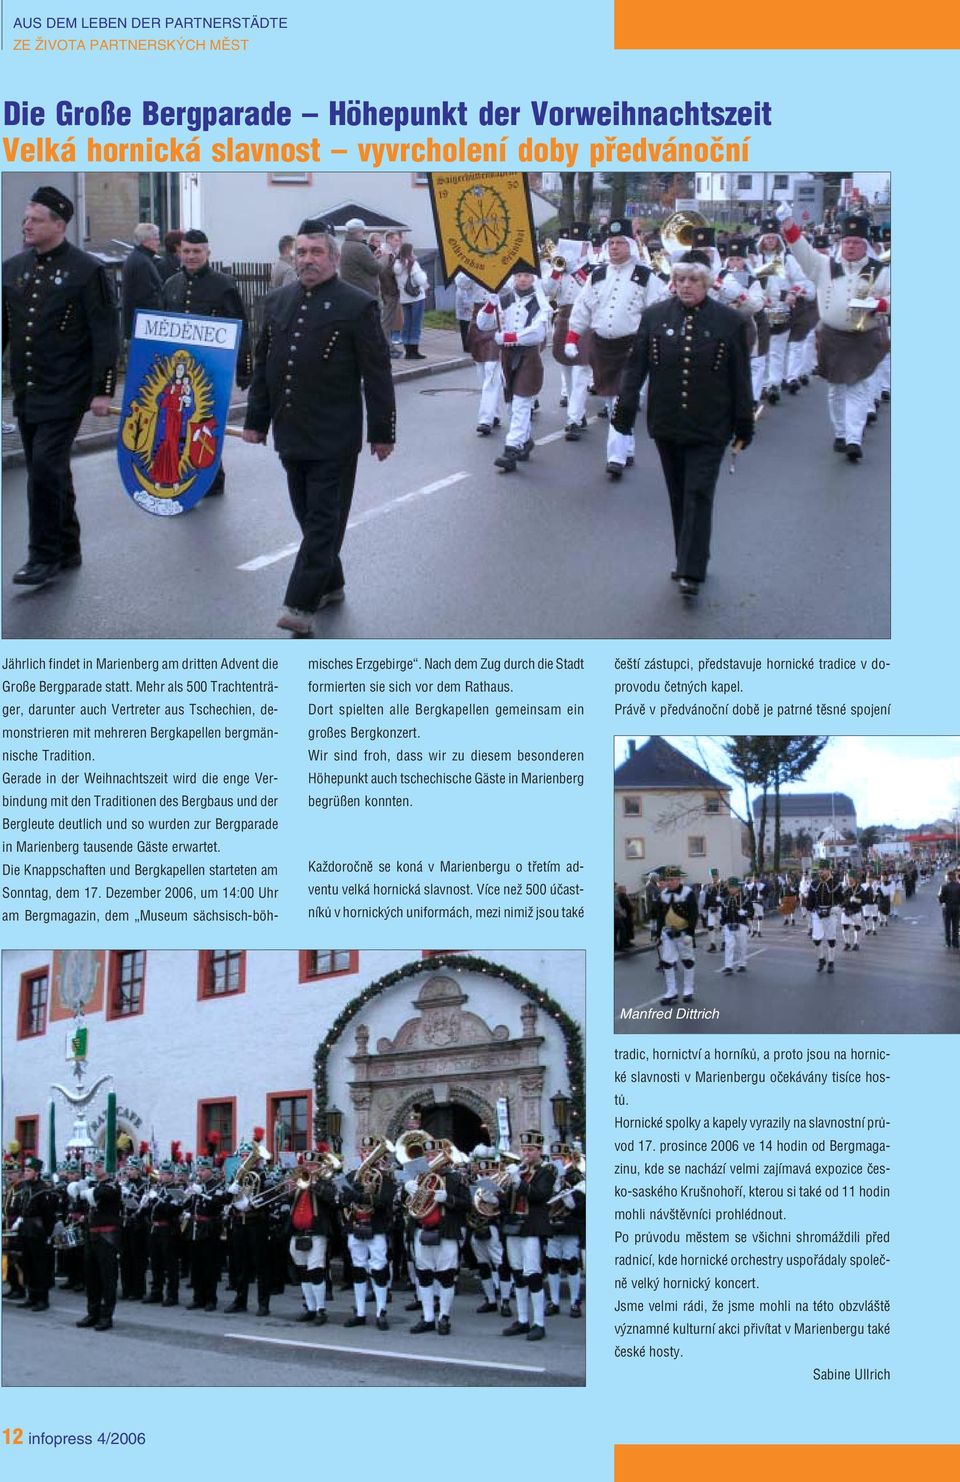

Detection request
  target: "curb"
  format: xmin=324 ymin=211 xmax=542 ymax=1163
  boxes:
xmin=0 ymin=354 xmax=474 ymax=470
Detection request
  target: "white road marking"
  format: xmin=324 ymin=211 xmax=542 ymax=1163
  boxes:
xmin=236 ymin=472 xmax=470 ymax=570
xmin=223 ymin=1332 xmax=545 ymax=1372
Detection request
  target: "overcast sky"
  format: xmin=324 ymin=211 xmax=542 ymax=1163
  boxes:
xmin=614 ymin=737 xmax=960 ymax=828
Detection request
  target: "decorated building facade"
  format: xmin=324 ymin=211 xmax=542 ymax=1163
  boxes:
xmin=2 ymin=949 xmax=585 ymax=1167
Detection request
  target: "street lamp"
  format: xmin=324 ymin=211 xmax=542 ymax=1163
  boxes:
xmin=550 ymin=1089 xmax=571 ymax=1140
xmin=324 ymin=1105 xmax=343 ymax=1154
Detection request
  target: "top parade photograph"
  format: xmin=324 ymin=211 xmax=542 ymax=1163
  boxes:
xmin=1 ymin=168 xmax=891 ymax=642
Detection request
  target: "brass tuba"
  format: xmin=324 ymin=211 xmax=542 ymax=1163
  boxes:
xmin=661 ymin=209 xmax=708 ymax=260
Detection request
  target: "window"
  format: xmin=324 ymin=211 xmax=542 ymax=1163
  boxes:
xmin=15 ymin=1117 xmax=38 ymax=1159
xmin=269 ymin=1093 xmax=311 ymax=1155
xmin=688 ymin=836 xmax=707 ymax=857
xmin=18 ymin=969 xmax=49 ymax=1038
xmin=623 ymin=796 xmax=642 ymax=816
xmin=268 ymin=173 xmax=312 ymax=186
xmin=107 ymin=951 xmax=146 ymax=1019
xmin=737 ymin=175 xmax=753 ymax=191
xmin=625 ymin=838 xmax=645 ymax=860
xmin=299 ymin=950 xmax=358 ymax=981
xmin=198 ymin=1098 xmax=236 ymax=1155
xmin=773 ymin=175 xmax=789 ymax=191
xmin=704 ymin=797 xmax=722 ymax=815
xmin=197 ymin=951 xmax=246 ymax=999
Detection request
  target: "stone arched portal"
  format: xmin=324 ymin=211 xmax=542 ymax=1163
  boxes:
xmin=345 ymin=973 xmax=547 ymax=1145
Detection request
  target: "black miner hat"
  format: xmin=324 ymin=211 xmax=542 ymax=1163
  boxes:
xmin=31 ymin=186 xmax=73 ymax=223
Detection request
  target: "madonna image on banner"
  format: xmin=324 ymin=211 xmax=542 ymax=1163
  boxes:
xmin=117 ymin=310 xmax=241 ymax=516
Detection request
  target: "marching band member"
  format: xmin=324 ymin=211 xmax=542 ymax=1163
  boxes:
xmin=750 ymin=217 xmax=814 ymax=404
xmin=747 ymin=874 xmax=768 ymax=937
xmin=286 ymin=1151 xmax=338 ymax=1325
xmin=544 ymin=1144 xmax=585 ymax=1319
xmin=183 ymin=1156 xmax=227 ymax=1312
xmin=565 ymin=220 xmax=668 ymax=478
xmin=651 ymin=866 xmax=699 ymax=1004
xmin=160 ymin=228 xmax=251 ymax=495
xmin=861 ymin=875 xmax=880 ymax=935
xmin=808 ymin=864 xmax=844 ymax=973
xmin=2 ymin=1157 xmax=26 ymax=1301
xmin=466 ymin=1148 xmax=512 ymax=1316
xmin=475 ymin=271 xmax=549 ymax=473
xmin=224 ymin=1136 xmax=272 ymax=1317
xmin=501 ymin=1131 xmax=554 ymax=1341
xmin=546 ymin=228 xmax=594 ymax=440
xmin=76 ymin=1154 xmax=123 ymax=1331
xmin=877 ymin=872 xmax=895 ymax=926
xmin=9 ymin=1156 xmax=58 ymax=1312
xmin=720 ymin=878 xmax=752 ymax=974
xmin=341 ymin=1136 xmax=396 ymax=1330
xmin=775 ymin=202 xmax=890 ymax=461
xmin=841 ymin=872 xmax=865 ymax=951
xmin=700 ymin=870 xmax=723 ymax=952
xmin=1 ymin=186 xmax=118 ymax=587
xmin=141 ymin=1159 xmax=183 ymax=1307
xmin=460 ymin=271 xmax=503 ymax=436
xmin=404 ymin=1137 xmax=469 ymax=1335
xmin=714 ymin=237 xmax=766 ymax=409
xmin=119 ymin=1154 xmax=149 ymax=1301
xmin=612 ymin=255 xmax=754 ymax=598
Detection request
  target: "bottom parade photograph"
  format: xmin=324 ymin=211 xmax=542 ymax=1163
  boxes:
xmin=1 ymin=948 xmax=586 ymax=1387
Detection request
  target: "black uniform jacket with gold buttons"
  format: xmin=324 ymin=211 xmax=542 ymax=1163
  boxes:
xmin=245 ymin=276 xmax=396 ymax=460
xmin=2 ymin=240 xmax=118 ymax=420
xmin=161 ymin=263 xmax=251 ymax=385
xmin=614 ymin=295 xmax=753 ymax=446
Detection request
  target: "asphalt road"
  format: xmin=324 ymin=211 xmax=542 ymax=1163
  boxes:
xmin=1 ymin=362 xmax=890 ymax=642
xmin=614 ymin=881 xmax=959 ymax=1034
xmin=2 ymin=1280 xmax=585 ymax=1388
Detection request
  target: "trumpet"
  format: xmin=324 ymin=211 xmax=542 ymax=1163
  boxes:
xmin=551 ymin=253 xmax=567 ymax=272
xmin=753 ymin=255 xmax=784 ymax=281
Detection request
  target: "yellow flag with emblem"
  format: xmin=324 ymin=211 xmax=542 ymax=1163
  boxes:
xmin=429 ymin=173 xmax=539 ymax=292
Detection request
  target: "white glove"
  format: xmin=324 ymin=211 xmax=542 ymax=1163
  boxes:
xmin=186 ymin=1182 xmax=201 ymax=1196
xmin=564 ymin=341 xmax=579 ymax=360
xmin=138 ymin=1193 xmax=152 ymax=1211
xmin=227 ymin=1181 xmax=240 ymax=1195
xmin=562 ymin=1191 xmax=576 ymax=1209
xmin=234 ymin=1196 xmax=250 ymax=1212
xmin=404 ymin=1178 xmax=419 ymax=1197
xmin=775 ymin=201 xmax=792 ymax=223
xmin=433 ymin=1186 xmax=447 ymax=1205
xmin=507 ymin=1166 xmax=522 ymax=1186
xmin=719 ymin=277 xmax=742 ymax=303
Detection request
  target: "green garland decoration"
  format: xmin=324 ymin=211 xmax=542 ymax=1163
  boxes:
xmin=312 ymin=954 xmax=585 ymax=1147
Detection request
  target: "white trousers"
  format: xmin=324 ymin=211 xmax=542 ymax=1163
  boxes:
xmin=605 ymin=398 xmax=634 ymax=465
xmin=827 ymin=379 xmax=873 ymax=446
xmin=567 ymin=365 xmax=592 ymax=425
xmin=811 ymin=910 xmax=838 ymax=960
xmin=477 ymin=360 xmax=502 ymax=428
xmin=764 ymin=329 xmax=789 ymax=388
xmin=347 ymin=1230 xmax=388 ymax=1273
xmin=723 ymin=923 xmax=749 ymax=969
xmin=659 ymin=931 xmax=695 ymax=998
xmin=505 ymin=394 xmax=535 ymax=450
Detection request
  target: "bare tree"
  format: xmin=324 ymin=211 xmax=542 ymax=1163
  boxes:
xmin=576 ymin=173 xmax=595 ymax=223
xmin=559 ymin=173 xmax=576 ymax=230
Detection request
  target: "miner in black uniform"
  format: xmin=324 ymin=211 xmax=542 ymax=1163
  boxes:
xmin=76 ymin=1156 xmax=123 ymax=1331
xmin=11 ymin=1157 xmax=59 ymax=1311
xmin=807 ymin=865 xmax=844 ymax=974
xmin=2 ymin=187 xmax=117 ymax=586
xmin=161 ymin=228 xmax=251 ymax=497
xmin=243 ymin=218 xmax=396 ymax=637
xmin=141 ymin=1160 xmax=183 ymax=1306
xmin=612 ymin=252 xmax=754 ymax=598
